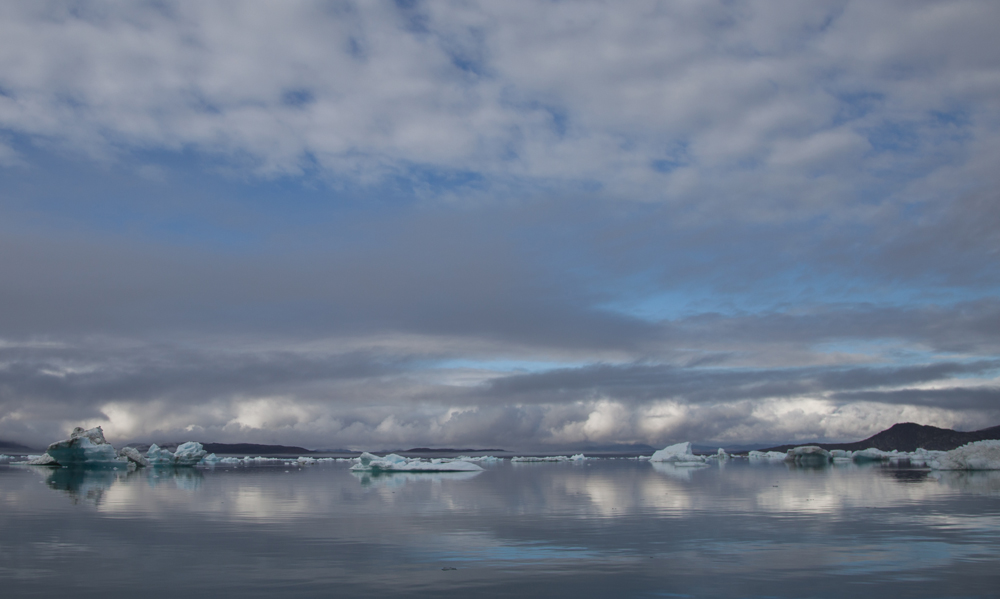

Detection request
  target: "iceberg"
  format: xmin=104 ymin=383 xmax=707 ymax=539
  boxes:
xmin=929 ymin=440 xmax=1000 ymax=471
xmin=748 ymin=450 xmax=787 ymax=461
xmin=118 ymin=446 xmax=150 ymax=467
xmin=784 ymin=446 xmax=832 ymax=465
xmin=43 ymin=426 xmax=130 ymax=468
xmin=511 ymin=454 xmax=586 ymax=462
xmin=146 ymin=442 xmax=208 ymax=466
xmin=350 ymin=452 xmax=483 ymax=472
xmin=650 ymin=442 xmax=706 ymax=466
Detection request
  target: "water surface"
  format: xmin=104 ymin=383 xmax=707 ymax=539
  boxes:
xmin=1 ymin=459 xmax=997 ymax=597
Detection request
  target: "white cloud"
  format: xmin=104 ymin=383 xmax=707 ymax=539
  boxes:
xmin=0 ymin=1 xmax=997 ymax=219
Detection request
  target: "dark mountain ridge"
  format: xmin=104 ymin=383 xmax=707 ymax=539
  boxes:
xmin=761 ymin=422 xmax=1000 ymax=453
xmin=0 ymin=439 xmax=33 ymax=452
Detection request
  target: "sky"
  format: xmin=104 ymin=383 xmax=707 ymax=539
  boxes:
xmin=1 ymin=0 xmax=999 ymax=450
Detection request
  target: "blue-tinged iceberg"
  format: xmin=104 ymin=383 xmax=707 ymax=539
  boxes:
xmin=350 ymin=452 xmax=483 ymax=472
xmin=31 ymin=426 xmax=130 ymax=467
xmin=20 ymin=426 xmax=210 ymax=468
xmin=146 ymin=442 xmax=207 ymax=466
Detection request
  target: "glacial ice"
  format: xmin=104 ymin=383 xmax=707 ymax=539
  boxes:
xmin=511 ymin=454 xmax=586 ymax=462
xmin=784 ymin=446 xmax=832 ymax=465
xmin=119 ymin=446 xmax=149 ymax=467
xmin=748 ymin=450 xmax=787 ymax=461
xmin=650 ymin=442 xmax=706 ymax=465
xmin=43 ymin=427 xmax=130 ymax=467
xmin=350 ymin=452 xmax=483 ymax=472
xmin=929 ymin=440 xmax=1000 ymax=471
xmin=146 ymin=442 xmax=208 ymax=466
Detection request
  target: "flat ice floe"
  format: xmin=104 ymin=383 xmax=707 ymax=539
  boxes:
xmin=350 ymin=452 xmax=483 ymax=472
xmin=650 ymin=442 xmax=706 ymax=466
xmin=511 ymin=454 xmax=586 ymax=462
xmin=929 ymin=440 xmax=1000 ymax=470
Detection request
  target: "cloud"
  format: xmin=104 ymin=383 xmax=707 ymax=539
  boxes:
xmin=0 ymin=2 xmax=999 ymax=449
xmin=0 ymin=1 xmax=997 ymax=216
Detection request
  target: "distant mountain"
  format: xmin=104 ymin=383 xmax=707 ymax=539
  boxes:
xmin=0 ymin=439 xmax=32 ymax=452
xmin=761 ymin=422 xmax=1000 ymax=453
xmin=122 ymin=442 xmax=317 ymax=455
xmin=404 ymin=447 xmax=506 ymax=453
xmin=200 ymin=443 xmax=316 ymax=455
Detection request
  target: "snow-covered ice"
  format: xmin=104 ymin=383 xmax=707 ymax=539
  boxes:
xmin=929 ymin=440 xmax=1000 ymax=471
xmin=511 ymin=454 xmax=586 ymax=463
xmin=350 ymin=452 xmax=483 ymax=472
xmin=650 ymin=442 xmax=706 ymax=465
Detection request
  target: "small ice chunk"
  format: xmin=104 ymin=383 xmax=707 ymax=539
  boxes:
xmin=929 ymin=440 xmax=1000 ymax=471
xmin=650 ymin=442 xmax=706 ymax=465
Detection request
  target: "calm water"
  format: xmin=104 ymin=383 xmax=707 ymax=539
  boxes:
xmin=1 ymin=459 xmax=998 ymax=598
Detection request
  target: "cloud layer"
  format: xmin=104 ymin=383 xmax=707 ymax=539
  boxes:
xmin=0 ymin=1 xmax=998 ymax=449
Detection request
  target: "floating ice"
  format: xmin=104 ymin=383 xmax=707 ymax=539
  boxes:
xmin=350 ymin=452 xmax=483 ymax=472
xmin=929 ymin=440 xmax=1000 ymax=471
xmin=650 ymin=442 xmax=706 ymax=465
xmin=511 ymin=454 xmax=586 ymax=463
xmin=785 ymin=446 xmax=832 ymax=465
xmin=43 ymin=427 xmax=130 ymax=468
xmin=146 ymin=442 xmax=208 ymax=466
xmin=454 ymin=455 xmax=503 ymax=463
xmin=118 ymin=446 xmax=150 ymax=468
xmin=706 ymin=448 xmax=729 ymax=461
xmin=25 ymin=453 xmax=60 ymax=466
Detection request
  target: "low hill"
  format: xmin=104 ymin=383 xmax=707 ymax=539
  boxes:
xmin=200 ymin=443 xmax=316 ymax=455
xmin=761 ymin=422 xmax=1000 ymax=453
xmin=0 ymin=439 xmax=33 ymax=452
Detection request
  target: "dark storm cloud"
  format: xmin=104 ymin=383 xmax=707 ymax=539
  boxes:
xmin=480 ymin=361 xmax=1000 ymax=408
xmin=832 ymin=387 xmax=1000 ymax=410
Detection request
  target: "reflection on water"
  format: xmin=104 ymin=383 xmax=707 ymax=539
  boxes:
xmin=931 ymin=470 xmax=1000 ymax=495
xmin=37 ymin=467 xmax=206 ymax=505
xmin=351 ymin=470 xmax=482 ymax=487
xmin=1 ymin=460 xmax=998 ymax=598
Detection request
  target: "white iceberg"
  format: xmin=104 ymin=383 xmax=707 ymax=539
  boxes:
xmin=350 ymin=452 xmax=483 ymax=472
xmin=929 ymin=440 xmax=1000 ymax=471
xmin=454 ymin=455 xmax=504 ymax=463
xmin=43 ymin=426 xmax=130 ymax=467
xmin=650 ymin=442 xmax=706 ymax=465
xmin=511 ymin=454 xmax=586 ymax=462
xmin=748 ymin=450 xmax=787 ymax=461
